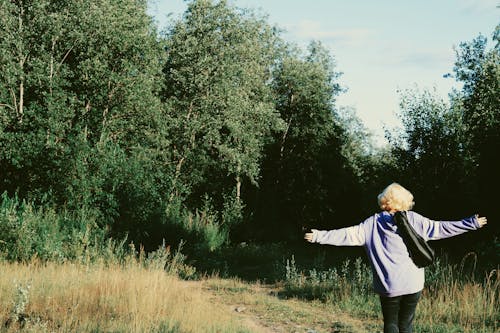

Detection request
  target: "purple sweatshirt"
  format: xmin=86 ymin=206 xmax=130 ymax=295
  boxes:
xmin=311 ymin=211 xmax=480 ymax=297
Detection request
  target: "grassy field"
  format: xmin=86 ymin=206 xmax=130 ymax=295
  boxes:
xmin=0 ymin=261 xmax=252 ymax=333
xmin=281 ymin=255 xmax=499 ymax=333
xmin=0 ymin=254 xmax=498 ymax=333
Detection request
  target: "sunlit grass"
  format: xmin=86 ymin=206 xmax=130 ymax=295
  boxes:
xmin=282 ymin=255 xmax=499 ymax=332
xmin=416 ymin=259 xmax=499 ymax=332
xmin=0 ymin=253 xmax=497 ymax=333
xmin=0 ymin=261 xmax=251 ymax=333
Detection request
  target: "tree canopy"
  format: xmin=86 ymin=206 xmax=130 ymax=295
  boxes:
xmin=0 ymin=1 xmax=497 ymax=263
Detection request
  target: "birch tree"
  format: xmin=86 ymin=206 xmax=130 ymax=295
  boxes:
xmin=162 ymin=0 xmax=284 ymax=219
xmin=0 ymin=0 xmax=167 ymax=237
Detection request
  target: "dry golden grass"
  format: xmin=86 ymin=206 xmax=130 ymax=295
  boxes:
xmin=0 ymin=261 xmax=373 ymax=333
xmin=0 ymin=261 xmax=252 ymax=333
xmin=417 ymin=268 xmax=500 ymax=332
xmin=1 ymin=259 xmax=497 ymax=333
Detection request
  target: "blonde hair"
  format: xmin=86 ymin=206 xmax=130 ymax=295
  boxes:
xmin=377 ymin=183 xmax=414 ymax=212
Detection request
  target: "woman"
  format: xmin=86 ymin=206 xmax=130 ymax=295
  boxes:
xmin=304 ymin=183 xmax=487 ymax=333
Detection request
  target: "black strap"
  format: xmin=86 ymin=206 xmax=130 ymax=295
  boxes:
xmin=394 ymin=211 xmax=435 ymax=268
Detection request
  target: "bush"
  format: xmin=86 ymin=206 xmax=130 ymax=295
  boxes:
xmin=0 ymin=192 xmax=64 ymax=261
xmin=161 ymin=198 xmax=229 ymax=254
xmin=283 ymin=256 xmax=372 ymax=298
xmin=281 ymin=255 xmax=378 ymax=317
xmin=0 ymin=192 xmax=107 ymax=262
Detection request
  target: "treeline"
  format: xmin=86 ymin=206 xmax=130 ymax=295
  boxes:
xmin=0 ymin=0 xmax=498 ymax=262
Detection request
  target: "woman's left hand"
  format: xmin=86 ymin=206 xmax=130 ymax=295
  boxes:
xmin=304 ymin=232 xmax=314 ymax=242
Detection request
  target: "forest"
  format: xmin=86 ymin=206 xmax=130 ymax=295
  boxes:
xmin=0 ymin=0 xmax=498 ymax=271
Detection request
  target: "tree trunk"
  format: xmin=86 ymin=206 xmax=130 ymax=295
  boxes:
xmin=168 ymin=102 xmax=197 ymax=204
xmin=17 ymin=4 xmax=25 ymax=123
xmin=236 ymin=163 xmax=242 ymax=202
xmin=236 ymin=174 xmax=241 ymax=202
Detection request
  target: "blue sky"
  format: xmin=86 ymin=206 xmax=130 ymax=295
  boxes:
xmin=148 ymin=0 xmax=499 ymax=144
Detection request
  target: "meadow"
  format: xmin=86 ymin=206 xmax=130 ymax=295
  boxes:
xmin=282 ymin=254 xmax=499 ymax=333
xmin=0 ymin=248 xmax=497 ymax=333
xmin=0 ymin=260 xmax=251 ymax=333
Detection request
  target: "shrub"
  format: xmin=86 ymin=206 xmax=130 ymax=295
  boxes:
xmin=0 ymin=193 xmax=65 ymax=261
xmin=162 ymin=197 xmax=229 ymax=254
xmin=0 ymin=192 xmax=110 ymax=263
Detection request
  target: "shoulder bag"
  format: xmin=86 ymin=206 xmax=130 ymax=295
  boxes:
xmin=394 ymin=211 xmax=435 ymax=268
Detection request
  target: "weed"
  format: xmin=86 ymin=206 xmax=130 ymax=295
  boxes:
xmin=7 ymin=281 xmax=31 ymax=327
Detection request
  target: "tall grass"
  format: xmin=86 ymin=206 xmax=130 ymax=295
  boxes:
xmin=0 ymin=260 xmax=251 ymax=333
xmin=416 ymin=255 xmax=499 ymax=332
xmin=283 ymin=256 xmax=379 ymax=318
xmin=282 ymin=255 xmax=499 ymax=332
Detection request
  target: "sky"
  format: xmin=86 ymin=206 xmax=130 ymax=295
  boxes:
xmin=147 ymin=0 xmax=499 ymax=145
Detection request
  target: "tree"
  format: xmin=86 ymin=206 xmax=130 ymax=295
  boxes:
xmin=382 ymin=26 xmax=499 ymax=259
xmin=338 ymin=106 xmax=395 ymax=217
xmin=452 ymin=27 xmax=500 ymax=237
xmin=0 ymin=0 xmax=168 ymax=242
xmin=248 ymin=41 xmax=360 ymax=241
xmin=161 ymin=0 xmax=284 ymax=221
xmin=387 ymin=89 xmax=473 ymax=217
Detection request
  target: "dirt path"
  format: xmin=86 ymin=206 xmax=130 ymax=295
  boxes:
xmin=201 ymin=279 xmax=380 ymax=333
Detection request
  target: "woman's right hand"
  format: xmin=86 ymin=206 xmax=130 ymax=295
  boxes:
xmin=304 ymin=232 xmax=314 ymax=242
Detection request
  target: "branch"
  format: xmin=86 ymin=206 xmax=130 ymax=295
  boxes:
xmin=9 ymin=88 xmax=18 ymax=119
xmin=56 ymin=46 xmax=74 ymax=73
xmin=0 ymin=103 xmax=15 ymax=110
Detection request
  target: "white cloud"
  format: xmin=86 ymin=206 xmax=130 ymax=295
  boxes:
xmin=389 ymin=49 xmax=455 ymax=70
xmin=284 ymin=20 xmax=375 ymax=47
xmin=458 ymin=0 xmax=499 ymax=13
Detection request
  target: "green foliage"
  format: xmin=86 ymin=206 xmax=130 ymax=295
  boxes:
xmin=387 ymin=88 xmax=473 ymax=216
xmin=9 ymin=281 xmax=31 ymax=326
xmin=163 ymin=197 xmax=228 ymax=253
xmin=162 ymin=0 xmax=284 ymax=213
xmin=282 ymin=256 xmax=378 ymax=318
xmin=381 ymin=25 xmax=499 ymax=256
xmin=145 ymin=242 xmax=197 ymax=279
xmin=0 ymin=191 xmax=202 ymax=280
xmin=0 ymin=0 xmax=497 ymax=261
xmin=452 ymin=27 xmax=500 ymax=238
xmin=283 ymin=256 xmax=372 ymax=300
xmin=250 ymin=41 xmax=361 ymax=240
xmin=0 ymin=0 xmax=163 ymax=191
xmin=0 ymin=192 xmax=103 ymax=262
xmin=0 ymin=192 xmax=62 ymax=261
xmin=0 ymin=0 xmax=171 ymax=247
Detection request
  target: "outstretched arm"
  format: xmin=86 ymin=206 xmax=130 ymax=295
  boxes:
xmin=304 ymin=224 xmax=366 ymax=246
xmin=417 ymin=213 xmax=487 ymax=241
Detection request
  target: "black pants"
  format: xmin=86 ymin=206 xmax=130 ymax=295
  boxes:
xmin=379 ymin=291 xmax=421 ymax=333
